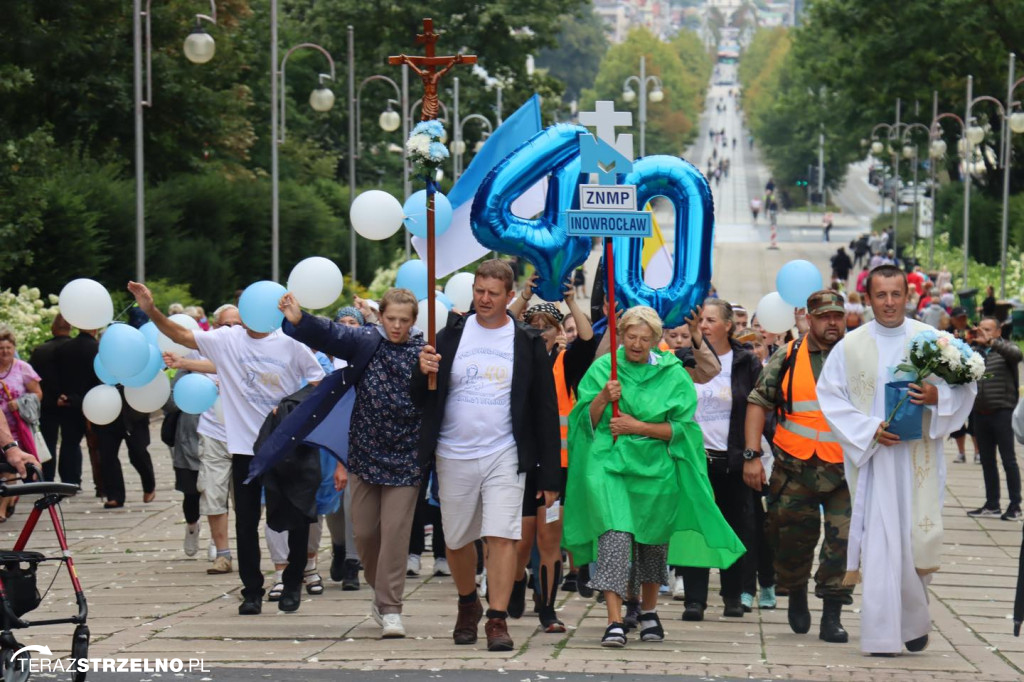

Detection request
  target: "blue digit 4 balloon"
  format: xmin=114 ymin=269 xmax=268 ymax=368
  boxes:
xmin=470 ymin=124 xmax=594 ymax=302
xmin=610 ymin=156 xmax=715 ymax=329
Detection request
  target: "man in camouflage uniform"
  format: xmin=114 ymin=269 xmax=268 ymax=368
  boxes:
xmin=741 ymin=290 xmax=851 ymax=643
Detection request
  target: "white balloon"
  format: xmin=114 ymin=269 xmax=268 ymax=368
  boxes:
xmin=82 ymin=385 xmax=123 ymax=425
xmin=350 ymin=190 xmax=405 ymax=240
xmin=755 ymin=292 xmax=796 ymax=334
xmin=443 ymin=272 xmax=475 ymax=312
xmin=169 ymin=313 xmax=200 ymax=330
xmin=158 ymin=313 xmax=200 ymax=356
xmin=124 ymin=372 xmax=171 ymax=413
xmin=58 ymin=279 xmax=114 ymax=330
xmin=287 ymin=257 xmax=344 ymax=309
xmin=417 ymin=298 xmax=450 ymax=331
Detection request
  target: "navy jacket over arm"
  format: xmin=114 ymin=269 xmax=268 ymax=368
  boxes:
xmin=247 ymin=313 xmax=381 ymax=482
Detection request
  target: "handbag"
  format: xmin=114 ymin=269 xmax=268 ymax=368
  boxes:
xmin=32 ymin=426 xmax=51 ymax=463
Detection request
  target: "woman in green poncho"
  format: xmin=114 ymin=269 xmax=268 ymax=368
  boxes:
xmin=563 ymin=306 xmax=745 ymax=648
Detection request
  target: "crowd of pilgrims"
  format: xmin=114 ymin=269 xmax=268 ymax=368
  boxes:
xmin=4 ymin=258 xmax=965 ymax=653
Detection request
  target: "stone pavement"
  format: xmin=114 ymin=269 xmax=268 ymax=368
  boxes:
xmin=4 ymin=418 xmax=1023 ymax=682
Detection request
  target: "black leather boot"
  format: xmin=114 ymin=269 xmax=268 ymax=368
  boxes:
xmin=819 ymin=599 xmax=848 ymax=643
xmin=787 ymin=589 xmax=811 ymax=634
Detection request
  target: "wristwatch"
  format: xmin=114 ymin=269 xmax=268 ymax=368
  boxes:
xmin=742 ymin=448 xmax=761 ymax=461
xmin=1 ymin=441 xmax=19 ymax=454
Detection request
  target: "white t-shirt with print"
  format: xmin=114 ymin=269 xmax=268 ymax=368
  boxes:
xmin=194 ymin=326 xmax=324 ymax=455
xmin=436 ymin=315 xmax=515 ymax=460
xmin=695 ymin=350 xmax=733 ymax=451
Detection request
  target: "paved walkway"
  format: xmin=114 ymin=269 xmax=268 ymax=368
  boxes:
xmin=6 ymin=430 xmax=1023 ymax=681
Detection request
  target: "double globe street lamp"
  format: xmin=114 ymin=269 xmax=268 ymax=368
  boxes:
xmin=622 ymin=57 xmax=664 ymax=158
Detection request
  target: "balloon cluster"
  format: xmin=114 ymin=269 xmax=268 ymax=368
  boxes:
xmin=754 ymin=260 xmax=825 ymax=334
xmin=58 ymin=279 xmax=220 ymax=425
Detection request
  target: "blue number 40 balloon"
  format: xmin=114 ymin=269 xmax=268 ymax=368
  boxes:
xmin=471 ymin=125 xmax=714 ymax=320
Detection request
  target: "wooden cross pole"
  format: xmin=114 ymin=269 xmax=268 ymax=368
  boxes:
xmin=389 ymin=19 xmax=476 ymax=390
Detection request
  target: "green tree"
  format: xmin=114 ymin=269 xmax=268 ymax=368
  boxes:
xmin=535 ymin=5 xmax=609 ymax=103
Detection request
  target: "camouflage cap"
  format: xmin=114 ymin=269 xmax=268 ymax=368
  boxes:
xmin=806 ymin=289 xmax=845 ymax=316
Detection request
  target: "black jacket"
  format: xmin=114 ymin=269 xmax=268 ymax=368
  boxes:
xmin=713 ymin=338 xmax=765 ymax=472
xmin=411 ymin=312 xmax=562 ymax=491
xmin=54 ymin=333 xmax=99 ymax=409
xmin=253 ymin=384 xmax=321 ymax=532
xmin=973 ymin=338 xmax=1023 ymax=412
xmin=28 ymin=335 xmax=71 ymax=409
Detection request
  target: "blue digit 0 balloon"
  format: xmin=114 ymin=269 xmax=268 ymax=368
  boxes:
xmin=471 ymin=124 xmax=593 ymax=302
xmin=610 ymin=156 xmax=715 ymax=329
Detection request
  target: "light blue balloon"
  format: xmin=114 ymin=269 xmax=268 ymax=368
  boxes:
xmin=436 ymin=292 xmax=454 ymax=310
xmin=121 ymin=345 xmax=166 ymax=388
xmin=173 ymin=373 xmax=219 ymax=415
xmin=139 ymin=321 xmax=159 ymax=345
xmin=776 ymin=260 xmax=824 ymax=308
xmin=93 ymin=355 xmax=119 ymax=386
xmin=403 ymin=190 xmax=454 ymax=238
xmin=395 ymin=260 xmax=429 ymax=300
xmin=99 ymin=323 xmax=150 ymax=379
xmin=239 ymin=280 xmax=287 ymax=333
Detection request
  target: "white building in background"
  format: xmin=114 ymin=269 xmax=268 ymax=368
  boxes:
xmin=592 ymin=0 xmax=677 ymax=44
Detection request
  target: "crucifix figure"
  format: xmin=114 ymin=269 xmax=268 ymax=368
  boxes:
xmin=389 ymin=18 xmax=477 ymax=121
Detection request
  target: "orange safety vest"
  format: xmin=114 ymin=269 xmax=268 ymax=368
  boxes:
xmin=772 ymin=339 xmax=844 ymax=463
xmin=553 ymin=351 xmax=575 ymax=468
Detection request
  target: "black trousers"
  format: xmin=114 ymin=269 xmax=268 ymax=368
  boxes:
xmin=975 ymin=409 xmax=1022 ymax=508
xmin=96 ymin=418 xmax=155 ymax=504
xmin=231 ymin=454 xmax=308 ymax=600
xmin=39 ymin=406 xmax=87 ymax=485
xmin=742 ymin=486 xmax=775 ymax=594
xmin=680 ymin=467 xmax=751 ymax=605
xmin=408 ymin=495 xmax=446 ymax=559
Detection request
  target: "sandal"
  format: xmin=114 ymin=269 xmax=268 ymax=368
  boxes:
xmin=540 ymin=607 xmax=566 ymax=633
xmin=268 ymin=581 xmax=285 ymax=602
xmin=304 ymin=569 xmax=324 ymax=595
xmin=601 ymin=622 xmax=627 ymax=648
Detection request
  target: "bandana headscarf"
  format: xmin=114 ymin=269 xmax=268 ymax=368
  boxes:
xmin=335 ymin=306 xmax=365 ymax=325
xmin=525 ymin=302 xmax=564 ymax=324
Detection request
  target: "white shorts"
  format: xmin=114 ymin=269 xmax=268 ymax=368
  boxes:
xmin=197 ymin=434 xmax=232 ymax=516
xmin=436 ymin=444 xmax=525 ymax=550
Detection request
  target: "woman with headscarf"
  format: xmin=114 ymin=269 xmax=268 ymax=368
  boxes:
xmin=563 ymin=306 xmax=744 ymax=647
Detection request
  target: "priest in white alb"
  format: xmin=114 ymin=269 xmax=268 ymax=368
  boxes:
xmin=817 ymin=265 xmax=977 ymax=655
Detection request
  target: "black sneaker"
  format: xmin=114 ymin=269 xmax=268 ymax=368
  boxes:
xmin=238 ymin=597 xmax=262 ymax=615
xmin=1001 ymin=505 xmax=1022 ymax=521
xmin=508 ymin=576 xmax=528 ymax=619
xmin=342 ymin=558 xmax=361 ymax=590
xmin=623 ymin=599 xmax=641 ymax=631
xmin=639 ymin=611 xmax=665 ymax=642
xmin=722 ymin=596 xmax=745 ymax=618
xmin=562 ymin=572 xmax=578 ymax=593
xmin=682 ymin=602 xmax=705 ymax=621
xmin=967 ymin=506 xmax=1001 ymax=518
xmin=330 ymin=544 xmax=345 ymax=582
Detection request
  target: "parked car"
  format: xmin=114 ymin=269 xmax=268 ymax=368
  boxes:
xmin=898 ymin=183 xmax=933 ymax=205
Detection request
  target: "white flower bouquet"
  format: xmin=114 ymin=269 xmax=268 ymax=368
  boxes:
xmin=883 ymin=329 xmax=985 ymax=441
xmin=405 ymin=120 xmax=449 ymax=174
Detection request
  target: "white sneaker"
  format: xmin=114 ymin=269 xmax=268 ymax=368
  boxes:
xmin=433 ymin=558 xmax=451 ymax=576
xmin=406 ymin=554 xmax=421 ymax=577
xmin=381 ymin=613 xmax=406 ymax=638
xmin=672 ymin=575 xmax=686 ymax=600
xmin=184 ymin=524 xmax=200 ymax=557
xmin=370 ymin=602 xmax=383 ymax=627
xmin=207 ymin=540 xmax=217 ymax=562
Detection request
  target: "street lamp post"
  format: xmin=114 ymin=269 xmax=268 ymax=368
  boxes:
xmin=962 ymin=74 xmax=1007 ymax=290
xmin=1000 ymin=53 xmax=1024 ymax=298
xmin=868 ymin=110 xmax=907 ymax=256
xmin=900 ymin=122 xmax=930 ymax=257
xmin=451 ymin=77 xmax=494 ymax=180
xmin=269 ymin=29 xmax=336 ymax=282
xmin=622 ymin=56 xmax=664 ymax=158
xmin=924 ymin=90 xmax=966 ymax=271
xmin=134 ymin=0 xmax=217 ymax=282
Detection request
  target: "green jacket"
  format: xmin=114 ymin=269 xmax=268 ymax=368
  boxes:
xmin=563 ymin=349 xmax=745 ymax=568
